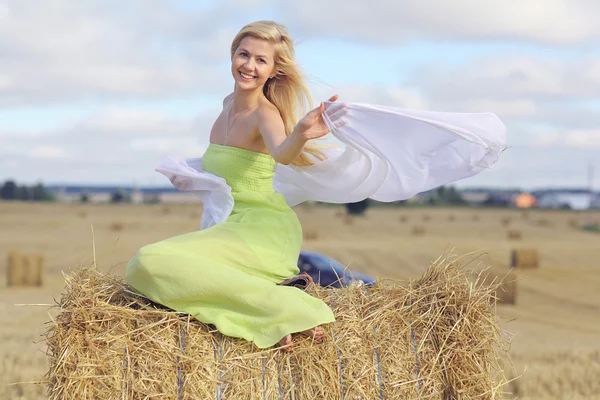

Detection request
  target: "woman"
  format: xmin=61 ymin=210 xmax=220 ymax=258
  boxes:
xmin=126 ymin=21 xmax=344 ymax=350
xmin=126 ymin=20 xmax=507 ymax=351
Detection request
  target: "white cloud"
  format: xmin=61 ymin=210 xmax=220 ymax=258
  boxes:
xmin=278 ymin=0 xmax=600 ymax=45
xmin=532 ymin=129 xmax=600 ymax=148
xmin=30 ymin=145 xmax=70 ymax=160
xmin=2 ymin=106 xmax=214 ymax=184
xmin=412 ymin=56 xmax=600 ymax=103
xmin=0 ymin=0 xmax=252 ymax=106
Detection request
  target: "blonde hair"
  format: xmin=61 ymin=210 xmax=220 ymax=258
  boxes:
xmin=230 ymin=21 xmax=326 ymax=166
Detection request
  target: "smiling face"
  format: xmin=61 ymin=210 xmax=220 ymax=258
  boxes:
xmin=231 ymin=36 xmax=276 ymax=92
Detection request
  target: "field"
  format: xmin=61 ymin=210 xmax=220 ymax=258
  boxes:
xmin=1 ymin=202 xmax=600 ymax=399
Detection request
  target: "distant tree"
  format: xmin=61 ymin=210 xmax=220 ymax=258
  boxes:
xmin=31 ymin=183 xmax=54 ymax=201
xmin=0 ymin=180 xmax=18 ymax=200
xmin=17 ymin=185 xmax=32 ymax=201
xmin=111 ymin=190 xmax=131 ymax=203
xmin=345 ymin=199 xmax=370 ymax=216
xmin=80 ymin=192 xmax=90 ymax=203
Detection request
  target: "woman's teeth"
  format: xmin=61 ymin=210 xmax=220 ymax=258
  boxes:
xmin=240 ymin=72 xmax=255 ymax=80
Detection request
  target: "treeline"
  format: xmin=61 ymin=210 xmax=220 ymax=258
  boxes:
xmin=0 ymin=180 xmax=54 ymax=201
xmin=345 ymin=185 xmax=466 ymax=215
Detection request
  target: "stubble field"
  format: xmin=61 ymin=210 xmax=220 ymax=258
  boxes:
xmin=1 ymin=202 xmax=599 ymax=399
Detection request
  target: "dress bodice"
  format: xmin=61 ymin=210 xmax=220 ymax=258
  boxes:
xmin=201 ymin=144 xmax=276 ymax=193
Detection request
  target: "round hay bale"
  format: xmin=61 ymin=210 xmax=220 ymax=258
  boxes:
xmin=507 ymin=230 xmax=522 ymax=240
xmin=511 ymin=249 xmax=539 ymax=269
xmin=501 ymin=217 xmax=511 ymax=227
xmin=412 ymin=226 xmax=426 ymax=236
xmin=482 ymin=271 xmax=518 ymax=305
xmin=7 ymin=251 xmax=22 ymax=287
xmin=303 ymin=230 xmax=319 ymax=241
xmin=109 ymin=222 xmax=124 ymax=231
xmin=399 ymin=215 xmax=408 ymax=222
xmin=23 ymin=254 xmax=45 ymax=287
xmin=496 ymin=275 xmax=518 ymax=305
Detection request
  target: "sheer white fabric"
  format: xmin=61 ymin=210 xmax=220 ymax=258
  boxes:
xmin=156 ymin=102 xmax=507 ymax=229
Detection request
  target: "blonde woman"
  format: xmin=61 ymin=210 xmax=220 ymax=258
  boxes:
xmin=126 ymin=21 xmax=344 ymax=351
xmin=126 ymin=21 xmax=507 ymax=351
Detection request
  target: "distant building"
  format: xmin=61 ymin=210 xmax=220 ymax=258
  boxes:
xmin=536 ymin=192 xmax=596 ymax=210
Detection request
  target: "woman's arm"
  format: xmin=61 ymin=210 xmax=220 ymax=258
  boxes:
xmin=259 ymin=95 xmax=344 ymax=165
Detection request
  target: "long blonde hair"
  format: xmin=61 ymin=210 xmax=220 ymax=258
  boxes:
xmin=230 ymin=21 xmax=326 ymax=166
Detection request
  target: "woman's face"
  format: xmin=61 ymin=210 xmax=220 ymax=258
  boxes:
xmin=231 ymin=36 xmax=276 ymax=92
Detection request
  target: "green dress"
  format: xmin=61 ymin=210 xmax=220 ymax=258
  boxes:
xmin=125 ymin=144 xmax=336 ymax=348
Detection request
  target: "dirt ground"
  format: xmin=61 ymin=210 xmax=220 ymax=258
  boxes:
xmin=1 ymin=202 xmax=599 ymax=399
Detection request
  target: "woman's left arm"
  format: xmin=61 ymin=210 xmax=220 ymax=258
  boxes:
xmin=259 ymin=95 xmax=345 ymax=165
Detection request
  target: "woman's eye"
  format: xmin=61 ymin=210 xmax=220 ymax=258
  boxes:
xmin=240 ymin=52 xmax=248 ymax=57
xmin=258 ymin=58 xmax=266 ymax=64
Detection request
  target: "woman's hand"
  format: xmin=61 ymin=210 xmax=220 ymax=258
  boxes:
xmin=293 ymin=95 xmax=347 ymax=141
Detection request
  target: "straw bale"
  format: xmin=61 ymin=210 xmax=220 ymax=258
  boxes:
xmin=507 ymin=230 xmax=522 ymax=240
xmin=109 ymin=222 xmax=124 ymax=231
xmin=23 ymin=254 xmax=45 ymax=287
xmin=45 ymin=256 xmax=510 ymax=399
xmin=511 ymin=249 xmax=539 ymax=269
xmin=482 ymin=270 xmax=518 ymax=305
xmin=303 ymin=230 xmax=319 ymax=240
xmin=399 ymin=215 xmax=408 ymax=222
xmin=7 ymin=251 xmax=22 ymax=287
xmin=411 ymin=226 xmax=426 ymax=236
xmin=7 ymin=251 xmax=44 ymax=287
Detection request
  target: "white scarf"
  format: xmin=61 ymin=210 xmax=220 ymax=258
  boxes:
xmin=156 ymin=102 xmax=507 ymax=229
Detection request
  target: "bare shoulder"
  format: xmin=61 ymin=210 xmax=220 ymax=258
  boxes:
xmin=222 ymin=93 xmax=234 ymax=108
xmin=256 ymin=99 xmax=283 ymax=127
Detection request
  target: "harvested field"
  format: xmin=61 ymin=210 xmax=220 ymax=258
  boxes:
xmin=1 ymin=203 xmax=600 ymax=399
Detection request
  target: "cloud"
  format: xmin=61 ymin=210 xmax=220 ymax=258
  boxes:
xmin=2 ymin=106 xmax=214 ymax=184
xmin=0 ymin=0 xmax=255 ymax=106
xmin=531 ymin=129 xmax=600 ymax=148
xmin=278 ymin=0 xmax=600 ymax=45
xmin=412 ymin=56 xmax=600 ymax=103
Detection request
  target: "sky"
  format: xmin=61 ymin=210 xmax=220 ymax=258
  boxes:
xmin=1 ymin=0 xmax=599 ymax=190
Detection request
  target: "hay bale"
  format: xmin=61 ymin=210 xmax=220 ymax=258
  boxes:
xmin=109 ymin=222 xmax=124 ymax=231
xmin=411 ymin=226 xmax=426 ymax=236
xmin=7 ymin=251 xmax=22 ymax=287
xmin=7 ymin=252 xmax=44 ymax=287
xmin=501 ymin=217 xmax=511 ymax=227
xmin=303 ymin=229 xmax=319 ymax=241
xmin=422 ymin=214 xmax=431 ymax=222
xmin=23 ymin=254 xmax=45 ymax=287
xmin=45 ymin=258 xmax=510 ymax=399
xmin=399 ymin=215 xmax=408 ymax=222
xmin=482 ymin=271 xmax=518 ymax=305
xmin=511 ymin=249 xmax=539 ymax=269
xmin=448 ymin=214 xmax=455 ymax=221
xmin=507 ymin=230 xmax=522 ymax=240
